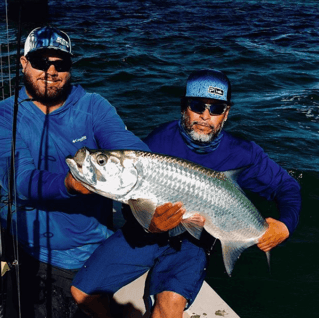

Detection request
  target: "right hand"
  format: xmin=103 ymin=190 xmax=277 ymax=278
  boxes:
xmin=257 ymin=218 xmax=289 ymax=252
xmin=64 ymin=172 xmax=92 ymax=195
xmin=148 ymin=202 xmax=185 ymax=233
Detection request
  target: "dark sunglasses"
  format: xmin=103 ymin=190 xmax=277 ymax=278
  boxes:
xmin=188 ymin=99 xmax=229 ymax=116
xmin=28 ymin=57 xmax=72 ymax=72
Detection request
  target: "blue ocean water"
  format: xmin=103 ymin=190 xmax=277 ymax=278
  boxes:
xmin=1 ymin=1 xmax=319 ymax=317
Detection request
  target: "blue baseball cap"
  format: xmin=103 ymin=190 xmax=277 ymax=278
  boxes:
xmin=24 ymin=26 xmax=72 ymax=57
xmin=185 ymin=69 xmax=231 ymax=104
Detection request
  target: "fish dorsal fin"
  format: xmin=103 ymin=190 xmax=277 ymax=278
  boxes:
xmin=223 ymin=168 xmax=245 ymax=183
xmin=223 ymin=168 xmax=247 ymax=193
xmin=128 ymin=198 xmax=157 ymax=230
xmin=220 ymin=239 xmax=256 ymax=276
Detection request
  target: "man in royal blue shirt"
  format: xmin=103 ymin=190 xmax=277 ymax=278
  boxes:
xmin=0 ymin=26 xmax=183 ymax=318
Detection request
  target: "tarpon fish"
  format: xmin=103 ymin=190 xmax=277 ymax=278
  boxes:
xmin=66 ymin=147 xmax=268 ymax=275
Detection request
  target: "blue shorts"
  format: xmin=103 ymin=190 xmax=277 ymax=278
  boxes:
xmin=72 ymin=226 xmax=208 ymax=309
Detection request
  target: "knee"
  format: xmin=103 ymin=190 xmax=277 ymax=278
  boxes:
xmin=71 ymin=285 xmax=90 ymax=305
xmin=152 ymin=291 xmax=187 ymax=318
xmin=71 ymin=286 xmax=110 ymax=317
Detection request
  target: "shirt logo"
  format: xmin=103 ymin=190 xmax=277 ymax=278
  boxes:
xmin=208 ymin=86 xmax=224 ymax=96
xmin=72 ymin=136 xmax=87 ymax=143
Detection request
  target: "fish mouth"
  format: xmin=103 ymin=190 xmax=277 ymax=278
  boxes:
xmin=76 ymin=162 xmax=83 ymax=169
xmin=65 ymin=156 xmax=82 ymax=170
xmin=66 ymin=147 xmax=90 ymax=170
xmin=74 ymin=147 xmax=89 ymax=166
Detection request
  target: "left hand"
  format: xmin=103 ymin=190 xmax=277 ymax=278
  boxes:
xmin=65 ymin=172 xmax=92 ymax=195
xmin=148 ymin=202 xmax=185 ymax=233
xmin=257 ymin=217 xmax=289 ymax=252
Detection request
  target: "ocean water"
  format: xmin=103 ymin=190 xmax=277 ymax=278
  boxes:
xmin=1 ymin=1 xmax=319 ymax=317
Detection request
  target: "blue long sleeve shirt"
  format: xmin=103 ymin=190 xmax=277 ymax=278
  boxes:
xmin=144 ymin=120 xmax=301 ymax=234
xmin=0 ymin=85 xmax=149 ymax=269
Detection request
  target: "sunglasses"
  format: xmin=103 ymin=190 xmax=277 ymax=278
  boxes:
xmin=187 ymin=99 xmax=229 ymax=116
xmin=28 ymin=57 xmax=72 ymax=72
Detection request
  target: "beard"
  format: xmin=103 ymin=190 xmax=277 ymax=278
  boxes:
xmin=24 ymin=72 xmax=71 ymax=107
xmin=181 ymin=112 xmax=226 ymax=143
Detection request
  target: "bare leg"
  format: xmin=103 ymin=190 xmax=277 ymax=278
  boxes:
xmin=151 ymin=291 xmax=187 ymax=318
xmin=71 ymin=286 xmax=111 ymax=318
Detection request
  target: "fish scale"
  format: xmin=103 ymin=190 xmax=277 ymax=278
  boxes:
xmin=137 ymin=152 xmax=262 ymax=229
xmin=135 ymin=151 xmax=265 ymax=237
xmin=66 ymin=147 xmax=269 ymax=275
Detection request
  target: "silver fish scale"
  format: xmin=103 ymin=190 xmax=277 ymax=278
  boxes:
xmin=132 ymin=152 xmax=265 ymax=238
xmin=66 ymin=148 xmax=269 ymax=276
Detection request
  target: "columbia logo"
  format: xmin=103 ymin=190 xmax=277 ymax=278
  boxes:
xmin=208 ymin=86 xmax=224 ymax=96
xmin=72 ymin=136 xmax=87 ymax=143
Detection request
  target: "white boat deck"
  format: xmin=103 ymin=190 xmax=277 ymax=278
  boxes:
xmin=114 ymin=272 xmax=239 ymax=318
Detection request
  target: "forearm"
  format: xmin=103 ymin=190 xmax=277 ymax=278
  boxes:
xmin=15 ymin=169 xmax=71 ymax=202
xmin=276 ymin=183 xmax=301 ymax=234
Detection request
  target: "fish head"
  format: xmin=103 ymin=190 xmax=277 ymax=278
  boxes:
xmin=66 ymin=147 xmax=138 ymax=199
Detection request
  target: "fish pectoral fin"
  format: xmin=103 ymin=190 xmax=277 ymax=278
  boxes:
xmin=169 ymin=223 xmax=186 ymax=237
xmin=128 ymin=198 xmax=157 ymax=230
xmin=181 ymin=213 xmax=206 ymax=240
xmin=266 ymin=251 xmax=271 ymax=275
xmin=221 ymin=239 xmax=256 ymax=277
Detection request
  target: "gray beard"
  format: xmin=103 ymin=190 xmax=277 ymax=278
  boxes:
xmin=181 ymin=112 xmax=226 ymax=143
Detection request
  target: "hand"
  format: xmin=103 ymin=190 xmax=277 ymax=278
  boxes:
xmin=64 ymin=172 xmax=92 ymax=195
xmin=257 ymin=218 xmax=289 ymax=252
xmin=148 ymin=202 xmax=185 ymax=233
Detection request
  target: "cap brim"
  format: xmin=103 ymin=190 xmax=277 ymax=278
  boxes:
xmin=26 ymin=46 xmax=73 ymax=57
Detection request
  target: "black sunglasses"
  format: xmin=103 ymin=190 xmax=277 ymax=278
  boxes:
xmin=28 ymin=57 xmax=72 ymax=72
xmin=187 ymin=99 xmax=229 ymax=116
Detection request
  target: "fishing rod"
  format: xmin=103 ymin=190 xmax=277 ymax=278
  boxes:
xmin=1 ymin=0 xmax=23 ymax=316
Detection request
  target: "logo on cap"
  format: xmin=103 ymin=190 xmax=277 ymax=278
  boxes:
xmin=208 ymin=86 xmax=224 ymax=96
xmin=56 ymin=37 xmax=69 ymax=48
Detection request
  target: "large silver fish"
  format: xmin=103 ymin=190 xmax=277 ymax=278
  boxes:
xmin=66 ymin=147 xmax=268 ymax=275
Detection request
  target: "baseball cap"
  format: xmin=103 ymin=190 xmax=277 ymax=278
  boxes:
xmin=185 ymin=69 xmax=231 ymax=104
xmin=24 ymin=26 xmax=73 ymax=57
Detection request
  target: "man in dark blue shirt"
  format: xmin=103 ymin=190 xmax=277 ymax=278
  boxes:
xmin=144 ymin=69 xmax=301 ymax=251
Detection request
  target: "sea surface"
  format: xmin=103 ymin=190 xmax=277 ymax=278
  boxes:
xmin=1 ymin=1 xmax=319 ymax=317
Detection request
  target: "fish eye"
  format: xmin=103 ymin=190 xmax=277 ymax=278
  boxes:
xmin=96 ymin=154 xmax=108 ymax=166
